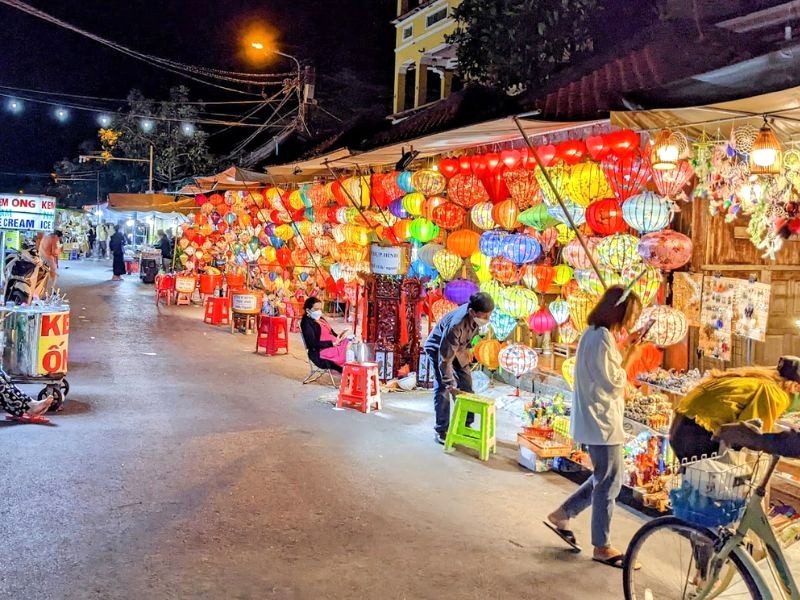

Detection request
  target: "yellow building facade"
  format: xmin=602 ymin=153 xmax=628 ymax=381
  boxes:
xmin=392 ymin=0 xmax=463 ymax=115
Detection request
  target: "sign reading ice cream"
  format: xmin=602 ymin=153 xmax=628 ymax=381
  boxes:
xmin=0 ymin=194 xmax=56 ymax=232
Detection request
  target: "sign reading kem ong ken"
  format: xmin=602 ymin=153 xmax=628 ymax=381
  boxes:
xmin=0 ymin=194 xmax=56 ymax=232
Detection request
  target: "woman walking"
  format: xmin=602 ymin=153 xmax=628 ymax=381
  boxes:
xmin=109 ymin=225 xmax=126 ymax=281
xmin=545 ymin=285 xmax=643 ymax=568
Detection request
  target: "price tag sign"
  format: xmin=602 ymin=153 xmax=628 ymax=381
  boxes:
xmin=0 ymin=195 xmax=56 ymax=232
xmin=37 ymin=311 xmax=70 ymax=375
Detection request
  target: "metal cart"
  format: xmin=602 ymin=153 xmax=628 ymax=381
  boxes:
xmin=1 ymin=306 xmax=70 ymax=410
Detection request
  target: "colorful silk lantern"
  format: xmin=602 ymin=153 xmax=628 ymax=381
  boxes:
xmin=470 ymin=251 xmax=492 ymax=283
xmin=431 ymin=202 xmax=465 ymax=230
xmin=393 ymin=219 xmax=413 ymax=241
xmin=479 ymin=230 xmax=509 ymax=258
xmin=500 ymin=234 xmax=541 ymax=265
xmin=402 ymin=192 xmax=427 ymax=216
xmin=548 ymin=298 xmax=570 ymax=324
xmin=469 ymin=202 xmax=496 ymax=230
xmin=586 ymin=198 xmax=626 ymax=235
xmin=638 ymin=230 xmax=692 ymax=271
xmin=447 ymin=174 xmax=490 ymax=208
xmin=418 ymin=242 xmax=444 ymax=267
xmin=408 ymin=259 xmax=437 ymax=279
xmin=602 ymin=155 xmax=652 ymax=202
xmin=547 ymin=198 xmax=586 ymax=226
xmin=480 ymin=280 xmax=505 ymax=303
xmin=575 ymin=267 xmax=622 ymax=295
xmin=474 ymin=339 xmax=502 ymax=370
xmin=520 ymin=265 xmax=538 ymax=290
xmin=424 ymin=195 xmax=447 ymax=219
xmin=433 ymin=249 xmax=463 ymax=281
xmin=622 ymin=192 xmax=672 ymax=233
xmin=652 ymin=160 xmax=694 ymax=199
xmin=411 ymin=169 xmax=446 ymax=195
xmin=499 ymin=286 xmax=539 ymax=319
xmin=498 ymin=343 xmax=539 ymax=377
xmin=561 ymin=356 xmax=577 ymax=389
xmin=409 ymin=218 xmax=440 ymax=243
xmin=533 ymin=227 xmax=558 ymax=253
xmin=389 ymin=199 xmax=410 ymax=219
xmin=562 ymin=237 xmax=600 ymax=270
xmin=446 ymin=229 xmax=481 ymax=259
xmin=567 ymin=290 xmax=599 ymax=331
xmin=535 ymin=164 xmax=570 ymax=206
xmin=553 ymin=264 xmax=574 ymax=286
xmin=503 ymin=168 xmax=541 ymax=210
xmin=490 ymin=310 xmax=518 ymax=341
xmin=597 ymin=233 xmax=642 ymax=271
xmin=637 ymin=306 xmax=688 ymax=347
xmin=482 ymin=170 xmax=510 ymax=204
xmin=529 ymin=308 xmax=557 ymax=334
xmin=438 ymin=158 xmax=460 ymax=178
xmin=431 ymin=298 xmax=458 ymax=322
xmin=559 ymin=321 xmax=580 ymax=344
xmin=489 ymin=256 xmax=520 ymax=285
xmin=567 ymin=162 xmax=612 ymax=207
xmin=533 ymin=264 xmax=555 ymax=292
xmin=444 ymin=279 xmax=479 ymax=305
xmin=623 ymin=264 xmax=662 ymax=307
xmin=396 ymin=171 xmax=416 ymax=193
xmin=492 ymin=199 xmax=520 ymax=230
xmin=518 ymin=204 xmax=559 ymax=230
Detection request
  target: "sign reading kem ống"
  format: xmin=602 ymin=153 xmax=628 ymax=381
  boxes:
xmin=0 ymin=194 xmax=56 ymax=232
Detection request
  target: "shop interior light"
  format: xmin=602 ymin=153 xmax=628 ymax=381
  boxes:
xmin=54 ymin=107 xmax=70 ymax=123
xmin=650 ymin=128 xmax=686 ymax=171
xmin=126 ymin=218 xmax=135 ymax=226
xmin=6 ymin=98 xmax=23 ymax=114
xmin=97 ymin=114 xmax=112 ymax=127
xmin=749 ymin=118 xmax=782 ymax=175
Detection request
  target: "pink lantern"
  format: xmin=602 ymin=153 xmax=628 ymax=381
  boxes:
xmin=533 ymin=227 xmax=559 ymax=252
xmin=638 ymin=230 xmax=693 ymax=271
xmin=562 ymin=237 xmax=600 ymax=270
xmin=528 ymin=308 xmax=557 ymax=334
xmin=652 ymin=159 xmax=695 ymax=199
xmin=602 ymin=155 xmax=652 ymax=202
xmin=498 ymin=343 xmax=539 ymax=377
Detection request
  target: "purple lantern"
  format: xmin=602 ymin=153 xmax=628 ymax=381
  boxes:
xmin=444 ymin=279 xmax=479 ymax=305
xmin=210 ymin=211 xmax=221 ymax=225
xmin=389 ymin=199 xmax=411 ymax=219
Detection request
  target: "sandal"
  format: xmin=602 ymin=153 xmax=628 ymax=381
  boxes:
xmin=592 ymin=554 xmax=641 ymax=570
xmin=543 ymin=521 xmax=582 ymax=553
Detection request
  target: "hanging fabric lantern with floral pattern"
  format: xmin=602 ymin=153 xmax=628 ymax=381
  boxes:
xmin=432 ymin=202 xmax=465 ymax=230
xmin=568 ymin=290 xmax=600 ymax=331
xmin=562 ymin=237 xmax=601 ymax=270
xmin=652 ymin=160 xmax=694 ymax=199
xmin=622 ymin=191 xmax=672 ymax=233
xmin=474 ymin=339 xmax=503 ymax=370
xmin=636 ymin=305 xmax=688 ymax=347
xmin=499 ymin=286 xmax=539 ymax=319
xmin=479 ymin=230 xmax=510 ymax=258
xmin=433 ymin=249 xmax=463 ymax=281
xmin=549 ymin=298 xmax=570 ymax=324
xmin=567 ymin=162 xmax=612 ymax=207
xmin=518 ymin=204 xmax=559 ymax=230
xmin=597 ymin=233 xmax=642 ymax=271
xmin=490 ymin=310 xmax=518 ymax=341
xmin=559 ymin=321 xmax=581 ymax=344
xmin=503 ymin=168 xmax=541 ymax=210
xmin=638 ymin=230 xmax=693 ymax=271
xmin=411 ymin=169 xmax=446 ymax=195
xmin=490 ymin=256 xmax=520 ymax=285
xmin=431 ymin=298 xmax=458 ymax=322
xmin=448 ymin=173 xmax=490 ymax=208
xmin=533 ymin=227 xmax=559 ymax=253
xmin=622 ymin=264 xmax=662 ymax=307
xmin=586 ymin=198 xmax=627 ymax=235
xmin=520 ymin=265 xmax=539 ymax=290
xmin=535 ymin=164 xmax=570 ymax=206
xmin=602 ymin=155 xmax=652 ymax=202
xmin=499 ymin=343 xmax=539 ymax=377
xmin=529 ymin=308 xmax=557 ymax=334
xmin=500 ymin=234 xmax=542 ymax=265
xmin=470 ymin=202 xmax=496 ymax=230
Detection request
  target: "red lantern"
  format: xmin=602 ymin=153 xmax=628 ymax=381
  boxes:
xmin=446 ymin=229 xmax=481 ymax=258
xmin=447 ymin=174 xmax=490 ymax=208
xmin=607 ymin=129 xmax=641 ymax=158
xmin=482 ymin=170 xmax=510 ymax=203
xmin=556 ymin=140 xmax=587 ymax=165
xmin=528 ymin=308 xmax=557 ymax=334
xmin=489 ymin=256 xmax=519 ymax=284
xmin=371 ymin=174 xmax=391 ymax=209
xmin=458 ymin=155 xmax=472 ymax=174
xmin=276 ymin=247 xmax=292 ymax=267
xmin=484 ymin=152 xmax=502 ymax=172
xmin=380 ymin=171 xmax=404 ymax=204
xmin=431 ymin=202 xmax=465 ymax=230
xmin=194 ymin=194 xmax=208 ymax=207
xmin=424 ymin=195 xmax=447 ymax=219
xmin=438 ymin=158 xmax=459 ymax=178
xmin=501 ymin=149 xmax=522 ymax=169
xmin=586 ymin=198 xmax=627 ymax=235
xmin=470 ymin=155 xmax=488 ymax=177
xmin=535 ymin=144 xmax=557 ymax=167
xmin=534 ymin=265 xmax=555 ymax=292
xmin=586 ymin=135 xmax=611 ymax=161
xmin=602 ymin=155 xmax=652 ymax=202
xmin=503 ymin=168 xmax=541 ymax=211
xmin=652 ymin=159 xmax=695 ymax=198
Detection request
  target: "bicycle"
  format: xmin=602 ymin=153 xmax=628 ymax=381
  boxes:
xmin=623 ymin=451 xmax=800 ymax=599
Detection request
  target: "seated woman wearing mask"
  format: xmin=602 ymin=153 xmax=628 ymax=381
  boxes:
xmin=300 ymin=297 xmax=350 ymax=373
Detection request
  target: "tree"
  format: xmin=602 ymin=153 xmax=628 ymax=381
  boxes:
xmin=447 ymin=0 xmax=598 ymax=93
xmin=100 ymin=86 xmax=215 ymax=189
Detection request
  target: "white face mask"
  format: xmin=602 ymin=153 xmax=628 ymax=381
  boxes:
xmin=474 ymin=316 xmax=490 ymax=328
xmin=308 ymin=310 xmax=323 ymax=321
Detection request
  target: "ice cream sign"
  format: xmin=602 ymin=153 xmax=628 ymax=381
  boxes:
xmin=0 ymin=194 xmax=56 ymax=232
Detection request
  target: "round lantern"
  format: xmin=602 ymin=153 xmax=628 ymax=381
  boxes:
xmin=553 ymin=264 xmax=574 ymax=286
xmin=479 ymin=230 xmax=509 ymax=258
xmin=474 ymin=339 xmax=502 ymax=370
xmin=548 ymin=298 xmax=570 ymax=324
xmin=623 ymin=264 xmax=662 ymax=306
xmin=490 ymin=310 xmax=518 ymax=341
xmin=568 ymin=290 xmax=599 ymax=331
xmin=408 ymin=259 xmax=437 ymax=279
xmin=518 ymin=204 xmax=558 ymax=230
xmin=547 ymin=198 xmax=586 ymax=226
xmin=470 ymin=202 xmax=497 ymax=230
xmin=562 ymin=357 xmax=577 ymax=389
xmin=470 ymin=250 xmax=492 ymax=283
xmin=529 ymin=308 xmax=557 ymax=334
xmin=500 ymin=234 xmax=541 ymax=265
xmin=433 ymin=249 xmax=463 ymax=281
xmin=653 ymin=160 xmax=695 ymax=199
xmin=562 ymin=237 xmax=601 ymax=270
xmin=432 ymin=202 xmax=465 ymax=230
xmin=597 ymin=233 xmax=642 ymax=270
xmin=532 ymin=264 xmax=555 ymax=292
xmin=636 ymin=306 xmax=688 ymax=347
xmin=638 ymin=230 xmax=693 ymax=271
xmin=402 ymin=192 xmax=427 ymax=216
xmin=533 ymin=227 xmax=559 ymax=252
xmin=520 ymin=265 xmax=538 ymax=290
xmin=480 ymin=280 xmax=505 ymax=304
xmin=499 ymin=286 xmax=539 ymax=319
xmin=444 ymin=279 xmax=479 ymax=305
xmin=393 ymin=219 xmax=413 ymax=241
xmin=397 ymin=171 xmax=416 ymax=193
xmin=410 ymin=218 xmax=440 ymax=243
xmin=555 ymin=223 xmax=576 ymax=245
xmin=276 ymin=247 xmax=292 ymax=267
xmin=492 ymin=199 xmax=520 ymax=231
xmin=498 ymin=343 xmax=539 ymax=377
xmin=447 ymin=229 xmax=481 ymax=258
xmin=567 ymin=162 xmax=612 ymax=207
xmin=602 ymin=155 xmax=653 ymax=202
xmin=559 ymin=321 xmax=581 ymax=344
xmin=411 ymin=169 xmax=446 ymax=195
xmin=586 ymin=198 xmax=626 ymax=235
xmin=503 ymin=168 xmax=541 ymax=210
xmin=389 ymin=199 xmax=410 ymax=219
xmin=489 ymin=256 xmax=520 ymax=285
xmin=535 ymin=164 xmax=570 ymax=206
xmin=419 ymin=243 xmax=444 ymax=267
xmin=424 ymin=195 xmax=447 ymax=219
xmin=622 ymin=192 xmax=672 ymax=233
xmin=448 ymin=174 xmax=490 ymax=208
xmin=431 ymin=298 xmax=458 ymax=322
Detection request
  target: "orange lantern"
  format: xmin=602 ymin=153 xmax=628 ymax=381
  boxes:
xmin=474 ymin=339 xmax=502 ymax=370
xmin=431 ymin=298 xmax=458 ymax=322
xmin=446 ymin=229 xmax=480 ymax=259
xmin=534 ymin=264 xmax=555 ymax=292
xmin=424 ymin=195 xmax=447 ymax=219
xmin=447 ymin=174 xmax=490 ymax=208
xmin=431 ymin=202 xmax=465 ymax=230
xmin=489 ymin=256 xmax=520 ymax=285
xmin=492 ymin=199 xmax=520 ymax=230
xmin=393 ymin=219 xmax=413 ymax=241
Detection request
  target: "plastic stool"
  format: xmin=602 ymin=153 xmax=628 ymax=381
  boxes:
xmin=337 ymin=362 xmax=381 ymax=413
xmin=255 ymin=315 xmax=271 ymax=354
xmin=444 ymin=393 xmax=496 ymax=461
xmin=265 ymin=316 xmax=289 ymax=355
xmin=155 ymin=274 xmax=175 ymax=306
xmin=230 ymin=312 xmax=257 ymax=334
xmin=175 ymin=293 xmax=192 ymax=306
xmin=203 ymin=296 xmax=231 ymax=325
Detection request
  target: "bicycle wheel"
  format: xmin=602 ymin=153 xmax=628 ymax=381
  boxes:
xmin=623 ymin=516 xmax=762 ymax=599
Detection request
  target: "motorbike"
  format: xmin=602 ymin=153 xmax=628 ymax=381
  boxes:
xmin=3 ymin=242 xmax=51 ymax=305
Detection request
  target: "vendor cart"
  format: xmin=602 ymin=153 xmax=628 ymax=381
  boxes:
xmin=0 ymin=305 xmax=70 ymax=410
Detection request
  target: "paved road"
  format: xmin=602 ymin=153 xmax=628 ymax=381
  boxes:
xmin=0 ymin=260 xmax=648 ymax=599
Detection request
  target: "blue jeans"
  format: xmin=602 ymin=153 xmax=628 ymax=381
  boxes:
xmin=427 ymin=351 xmax=473 ymax=435
xmin=559 ymin=444 xmax=623 ymax=548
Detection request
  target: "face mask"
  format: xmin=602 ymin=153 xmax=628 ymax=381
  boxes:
xmin=474 ymin=316 xmax=490 ymax=328
xmin=308 ymin=310 xmax=322 ymax=321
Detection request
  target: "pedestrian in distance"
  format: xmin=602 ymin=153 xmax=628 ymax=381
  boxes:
xmin=155 ymin=230 xmax=173 ymax=272
xmin=87 ymin=226 xmax=96 ymax=258
xmin=109 ymin=224 xmax=126 ymax=281
xmin=423 ymin=291 xmax=494 ymax=445
xmin=545 ymin=285 xmax=644 ymax=569
xmin=97 ymin=222 xmax=108 ymax=258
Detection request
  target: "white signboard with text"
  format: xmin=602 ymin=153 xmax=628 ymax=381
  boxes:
xmin=370 ymin=244 xmax=405 ymax=275
xmin=0 ymin=195 xmax=56 ymax=232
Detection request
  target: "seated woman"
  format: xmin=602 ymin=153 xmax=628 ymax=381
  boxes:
xmin=669 ymin=356 xmax=800 ymax=462
xmin=300 ymin=297 xmax=350 ymax=374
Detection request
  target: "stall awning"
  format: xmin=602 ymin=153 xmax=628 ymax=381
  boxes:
xmin=107 ymin=193 xmax=196 ymax=214
xmin=327 ymin=117 xmax=606 ymax=168
xmin=193 ymin=166 xmax=272 ymax=191
xmin=611 ymin=85 xmax=800 ymax=140
xmin=265 ymin=148 xmax=353 ymax=184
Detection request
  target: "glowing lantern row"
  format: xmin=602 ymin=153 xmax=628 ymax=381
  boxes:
xmin=444 ymin=279 xmax=479 ymax=305
xmin=529 ymin=308 xmax=557 ymax=334
xmin=500 ymin=234 xmax=541 ymax=265
xmin=447 ymin=229 xmax=481 ymax=258
xmin=499 ymin=286 xmax=539 ymax=319
xmin=597 ymin=233 xmax=642 ymax=271
xmin=499 ymin=343 xmax=539 ymax=377
xmin=549 ymin=298 xmax=571 ymax=324
xmin=490 ymin=310 xmax=518 ymax=340
xmin=622 ymin=192 xmax=672 ymax=233
xmin=586 ymin=198 xmax=626 ymax=235
xmin=638 ymin=230 xmax=693 ymax=271
xmin=433 ymin=249 xmax=462 ymax=281
xmin=568 ymin=290 xmax=599 ymax=331
xmin=637 ymin=305 xmax=688 ymax=347
xmin=474 ymin=338 xmax=502 ymax=370
xmin=567 ymin=162 xmax=612 ymax=207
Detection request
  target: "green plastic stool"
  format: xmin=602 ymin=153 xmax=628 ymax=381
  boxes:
xmin=444 ymin=392 xmax=496 ymax=461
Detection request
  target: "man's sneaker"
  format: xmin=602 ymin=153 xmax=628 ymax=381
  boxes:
xmin=27 ymin=396 xmax=53 ymax=417
xmin=435 ymin=432 xmax=447 ymax=445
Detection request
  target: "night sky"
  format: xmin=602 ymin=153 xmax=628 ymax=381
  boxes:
xmin=0 ymin=0 xmax=395 ymax=184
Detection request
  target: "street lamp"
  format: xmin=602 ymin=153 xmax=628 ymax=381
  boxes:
xmin=6 ymin=98 xmax=23 ymax=114
xmin=250 ymin=41 xmax=302 ymax=77
xmin=54 ymin=107 xmax=70 ymax=123
xmin=97 ymin=114 xmax=112 ymax=127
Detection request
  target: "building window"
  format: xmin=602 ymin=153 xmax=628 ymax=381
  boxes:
xmin=426 ymin=7 xmax=448 ymax=28
xmin=403 ymin=25 xmax=413 ymax=40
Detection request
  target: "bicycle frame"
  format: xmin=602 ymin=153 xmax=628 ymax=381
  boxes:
xmin=696 ymin=455 xmax=800 ymax=600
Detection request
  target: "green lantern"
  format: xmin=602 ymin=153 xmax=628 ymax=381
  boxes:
xmin=410 ymin=218 xmax=440 ymax=243
xmin=518 ymin=204 xmax=559 ymax=230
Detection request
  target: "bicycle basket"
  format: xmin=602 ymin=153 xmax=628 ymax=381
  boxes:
xmin=669 ymin=450 xmax=769 ymax=528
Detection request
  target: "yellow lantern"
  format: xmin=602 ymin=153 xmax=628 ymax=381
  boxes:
xmin=470 ymin=202 xmax=496 ymax=230
xmin=597 ymin=233 xmax=642 ymax=271
xmin=402 ymin=192 xmax=427 ymax=216
xmin=412 ymin=169 xmax=447 ymax=196
xmin=474 ymin=339 xmax=502 ymax=370
xmin=567 ymin=162 xmax=612 ymax=207
xmin=261 ymin=246 xmax=276 ymax=262
xmin=343 ymin=176 xmax=371 ymax=209
xmin=535 ymin=164 xmax=570 ymax=206
xmin=623 ymin=264 xmax=662 ymax=307
xmin=275 ymin=224 xmax=295 ymax=241
xmin=480 ymin=280 xmax=505 ymax=303
xmin=561 ymin=357 xmax=576 ymax=389
xmin=499 ymin=286 xmax=539 ymax=319
xmin=567 ymin=290 xmax=599 ymax=331
xmin=558 ymin=321 xmax=580 ymax=344
xmin=553 ymin=264 xmax=573 ymax=286
xmin=433 ymin=249 xmax=463 ymax=281
xmin=265 ymin=187 xmax=285 ymax=207
xmin=470 ymin=251 xmax=492 ymax=283
xmin=288 ymin=189 xmax=306 ymax=211
xmin=295 ymin=221 xmax=312 ymax=237
xmin=555 ymin=223 xmax=576 ymax=245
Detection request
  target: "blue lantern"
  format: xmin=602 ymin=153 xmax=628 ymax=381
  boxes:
xmin=268 ymin=272 xmax=278 ymax=281
xmin=299 ymin=184 xmax=313 ymax=208
xmin=299 ymin=272 xmax=309 ymax=282
xmin=270 ymin=236 xmax=284 ymax=248
xmin=489 ymin=310 xmax=517 ymax=341
xmin=500 ymin=234 xmax=541 ymax=265
xmin=389 ymin=198 xmax=411 ymax=219
xmin=547 ymin=198 xmax=586 ymax=226
xmin=396 ymin=171 xmax=416 ymax=193
xmin=408 ymin=259 xmax=437 ymax=279
xmin=622 ymin=191 xmax=671 ymax=233
xmin=479 ymin=230 xmax=509 ymax=258
xmin=444 ymin=279 xmax=479 ymax=304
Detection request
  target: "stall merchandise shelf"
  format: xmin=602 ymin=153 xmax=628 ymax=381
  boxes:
xmin=636 ymin=380 xmax=690 ymax=397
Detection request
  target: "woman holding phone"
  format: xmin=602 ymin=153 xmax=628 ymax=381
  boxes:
xmin=300 ymin=297 xmax=351 ymax=373
xmin=545 ymin=285 xmax=643 ymax=569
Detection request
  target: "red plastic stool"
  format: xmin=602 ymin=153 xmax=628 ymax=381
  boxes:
xmin=203 ymin=296 xmax=231 ymax=325
xmin=155 ymin=274 xmax=175 ymax=306
xmin=337 ymin=362 xmax=381 ymax=413
xmin=265 ymin=316 xmax=289 ymax=355
xmin=255 ymin=314 xmax=271 ymax=354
